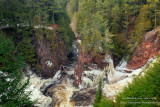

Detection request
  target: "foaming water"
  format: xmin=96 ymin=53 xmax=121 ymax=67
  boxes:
xmin=23 ymin=55 xmax=157 ymax=107
xmin=103 ymin=56 xmax=156 ymax=99
xmin=48 ymin=77 xmax=79 ymax=107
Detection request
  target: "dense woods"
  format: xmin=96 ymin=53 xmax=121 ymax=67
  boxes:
xmin=1 ymin=0 xmax=160 ymax=58
xmin=0 ymin=0 xmax=160 ymax=107
xmin=67 ymin=0 xmax=160 ymax=58
xmin=0 ymin=34 xmax=34 ymax=106
xmin=0 ymin=0 xmax=74 ymax=50
xmin=0 ymin=0 xmax=73 ymax=106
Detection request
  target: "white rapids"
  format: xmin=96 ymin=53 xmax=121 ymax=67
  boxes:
xmin=23 ymin=72 xmax=52 ymax=107
xmin=23 ymin=69 xmax=62 ymax=107
xmin=102 ymin=55 xmax=156 ymax=99
xmin=22 ymin=55 xmax=156 ymax=107
xmin=48 ymin=78 xmax=79 ymax=107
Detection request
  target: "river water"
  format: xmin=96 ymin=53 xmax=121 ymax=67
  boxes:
xmin=23 ymin=40 xmax=156 ymax=107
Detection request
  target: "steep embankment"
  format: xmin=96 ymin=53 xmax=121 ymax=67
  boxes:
xmin=73 ymin=51 xmax=108 ymax=87
xmin=127 ymin=26 xmax=160 ymax=70
xmin=35 ymin=30 xmax=68 ymax=78
xmin=24 ymin=26 xmax=160 ymax=107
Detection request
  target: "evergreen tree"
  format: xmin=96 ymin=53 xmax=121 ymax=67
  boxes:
xmin=81 ymin=29 xmax=105 ymax=55
xmin=0 ymin=33 xmax=34 ymax=107
xmin=134 ymin=5 xmax=152 ymax=44
xmin=123 ymin=0 xmax=140 ymax=35
xmin=103 ymin=0 xmax=114 ymax=30
xmin=98 ymin=98 xmax=114 ymax=107
xmin=67 ymin=0 xmax=79 ymax=17
xmin=117 ymin=57 xmax=160 ymax=107
xmin=17 ymin=37 xmax=36 ymax=65
xmin=93 ymin=79 xmax=102 ymax=107
xmin=111 ymin=4 xmax=123 ymax=34
xmin=147 ymin=0 xmax=160 ymax=28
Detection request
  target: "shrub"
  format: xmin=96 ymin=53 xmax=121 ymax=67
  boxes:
xmin=50 ymin=64 xmax=55 ymax=69
xmin=36 ymin=63 xmax=42 ymax=71
xmin=93 ymin=79 xmax=102 ymax=107
xmin=98 ymin=98 xmax=114 ymax=107
xmin=93 ymin=79 xmax=115 ymax=107
xmin=116 ymin=57 xmax=160 ymax=107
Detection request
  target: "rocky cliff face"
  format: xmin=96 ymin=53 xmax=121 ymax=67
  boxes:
xmin=127 ymin=26 xmax=160 ymax=70
xmin=35 ymin=31 xmax=68 ymax=78
xmin=73 ymin=50 xmax=108 ymax=87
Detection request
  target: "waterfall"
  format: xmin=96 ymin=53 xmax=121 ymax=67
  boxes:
xmin=23 ymin=68 xmax=64 ymax=107
xmin=48 ymin=79 xmax=78 ymax=107
xmin=102 ymin=57 xmax=157 ymax=99
xmin=115 ymin=57 xmax=127 ymax=71
xmin=79 ymin=70 xmax=105 ymax=89
xmin=105 ymin=55 xmax=128 ymax=84
xmin=23 ymin=70 xmax=52 ymax=107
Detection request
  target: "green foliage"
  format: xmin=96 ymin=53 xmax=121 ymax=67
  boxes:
xmin=0 ymin=0 xmax=30 ymax=27
xmin=111 ymin=32 xmax=131 ymax=58
xmin=147 ymin=0 xmax=160 ymax=28
xmin=56 ymin=11 xmax=74 ymax=50
xmin=98 ymin=98 xmax=114 ymax=107
xmin=93 ymin=79 xmax=114 ymax=107
xmin=16 ymin=27 xmax=34 ymax=38
xmin=34 ymin=27 xmax=57 ymax=50
xmin=68 ymin=0 xmax=130 ymax=56
xmin=1 ymin=0 xmax=160 ymax=57
xmin=0 ymin=75 xmax=34 ymax=107
xmin=81 ymin=29 xmax=106 ymax=55
xmin=34 ymin=27 xmax=44 ymax=40
xmin=111 ymin=4 xmax=124 ymax=34
xmin=93 ymin=79 xmax=102 ymax=107
xmin=36 ymin=63 xmax=42 ymax=71
xmin=17 ymin=37 xmax=36 ymax=64
xmin=0 ymin=33 xmax=21 ymax=73
xmin=69 ymin=0 xmax=160 ymax=58
xmin=71 ymin=0 xmax=112 ymax=55
xmin=0 ymin=0 xmax=74 ymax=51
xmin=134 ymin=5 xmax=152 ymax=44
xmin=116 ymin=57 xmax=160 ymax=107
xmin=94 ymin=57 xmax=160 ymax=107
xmin=66 ymin=0 xmax=79 ymax=17
xmin=0 ymin=33 xmax=34 ymax=107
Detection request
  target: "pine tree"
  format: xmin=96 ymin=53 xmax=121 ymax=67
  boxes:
xmin=147 ymin=0 xmax=160 ymax=28
xmin=66 ymin=0 xmax=79 ymax=17
xmin=0 ymin=33 xmax=34 ymax=107
xmin=93 ymin=79 xmax=102 ymax=107
xmin=134 ymin=5 xmax=152 ymax=44
xmin=98 ymin=98 xmax=114 ymax=107
xmin=111 ymin=4 xmax=123 ymax=34
xmin=17 ymin=37 xmax=36 ymax=65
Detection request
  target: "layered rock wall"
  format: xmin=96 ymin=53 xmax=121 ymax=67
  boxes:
xmin=127 ymin=26 xmax=160 ymax=69
xmin=73 ymin=50 xmax=108 ymax=87
xmin=35 ymin=31 xmax=68 ymax=78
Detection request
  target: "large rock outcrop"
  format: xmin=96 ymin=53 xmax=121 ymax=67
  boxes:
xmin=73 ymin=50 xmax=108 ymax=87
xmin=127 ymin=26 xmax=160 ymax=69
xmin=71 ymin=88 xmax=96 ymax=106
xmin=35 ymin=31 xmax=68 ymax=78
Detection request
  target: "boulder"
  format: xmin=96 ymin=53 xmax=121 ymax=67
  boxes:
xmin=70 ymin=88 xmax=96 ymax=106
